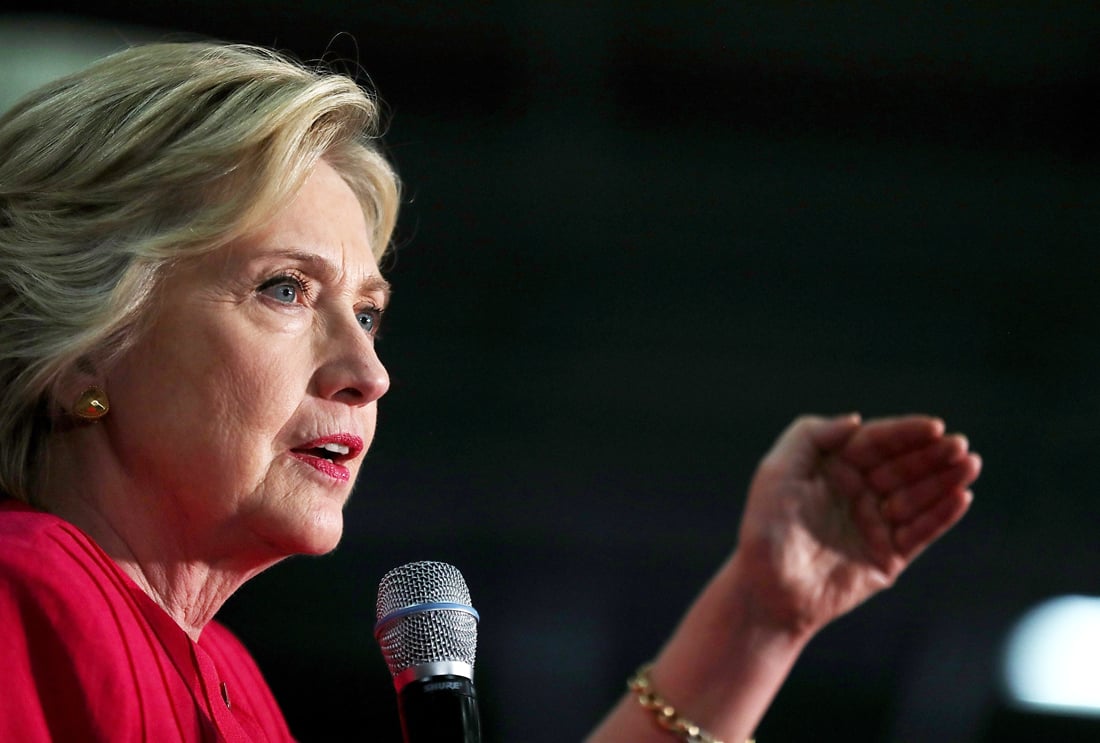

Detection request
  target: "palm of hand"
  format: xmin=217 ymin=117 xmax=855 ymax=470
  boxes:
xmin=737 ymin=415 xmax=979 ymax=633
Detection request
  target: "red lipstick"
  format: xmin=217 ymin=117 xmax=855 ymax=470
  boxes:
xmin=289 ymin=433 xmax=364 ymax=483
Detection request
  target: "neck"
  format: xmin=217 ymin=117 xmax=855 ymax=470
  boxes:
xmin=35 ymin=430 xmax=282 ymax=642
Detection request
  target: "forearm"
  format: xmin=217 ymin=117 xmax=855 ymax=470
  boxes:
xmin=586 ymin=552 xmax=814 ymax=743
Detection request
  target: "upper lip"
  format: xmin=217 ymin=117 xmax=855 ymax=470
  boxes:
xmin=291 ymin=433 xmax=364 ymax=463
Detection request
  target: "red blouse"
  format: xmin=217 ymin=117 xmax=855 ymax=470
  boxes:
xmin=0 ymin=499 xmax=296 ymax=742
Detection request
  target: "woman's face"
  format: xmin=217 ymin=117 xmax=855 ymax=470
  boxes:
xmin=103 ymin=160 xmax=390 ymax=559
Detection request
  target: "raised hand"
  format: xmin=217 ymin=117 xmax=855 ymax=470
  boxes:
xmin=587 ymin=413 xmax=980 ymax=743
xmin=734 ymin=414 xmax=981 ymax=634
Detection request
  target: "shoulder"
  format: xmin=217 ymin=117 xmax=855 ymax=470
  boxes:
xmin=0 ymin=497 xmax=66 ymax=544
xmin=0 ymin=498 xmax=120 ymax=606
xmin=0 ymin=498 xmax=161 ymax=675
xmin=0 ymin=499 xmax=87 ymax=581
xmin=0 ymin=500 xmax=145 ymax=739
xmin=0 ymin=497 xmax=145 ymax=658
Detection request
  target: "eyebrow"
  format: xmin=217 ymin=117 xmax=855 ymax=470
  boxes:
xmin=272 ymin=249 xmax=392 ymax=304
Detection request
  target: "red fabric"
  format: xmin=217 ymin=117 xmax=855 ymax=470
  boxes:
xmin=0 ymin=499 xmax=297 ymax=742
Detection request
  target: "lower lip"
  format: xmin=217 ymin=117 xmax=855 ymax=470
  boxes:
xmin=289 ymin=452 xmax=350 ymax=482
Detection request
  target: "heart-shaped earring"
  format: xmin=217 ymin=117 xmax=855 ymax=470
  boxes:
xmin=72 ymin=386 xmax=110 ymax=421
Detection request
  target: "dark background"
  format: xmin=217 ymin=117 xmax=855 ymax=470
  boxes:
xmin=3 ymin=4 xmax=1100 ymax=741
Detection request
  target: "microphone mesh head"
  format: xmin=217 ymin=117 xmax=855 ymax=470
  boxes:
xmin=375 ymin=561 xmax=478 ymax=679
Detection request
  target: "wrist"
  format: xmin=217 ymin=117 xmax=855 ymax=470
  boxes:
xmin=721 ymin=548 xmax=828 ymax=642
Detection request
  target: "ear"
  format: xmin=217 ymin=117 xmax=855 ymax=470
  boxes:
xmin=52 ymin=356 xmax=109 ymax=421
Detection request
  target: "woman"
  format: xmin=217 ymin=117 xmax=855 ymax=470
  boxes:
xmin=0 ymin=42 xmax=980 ymax=742
xmin=0 ymin=42 xmax=395 ymax=741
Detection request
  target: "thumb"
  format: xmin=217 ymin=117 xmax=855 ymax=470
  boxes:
xmin=763 ymin=413 xmax=861 ymax=476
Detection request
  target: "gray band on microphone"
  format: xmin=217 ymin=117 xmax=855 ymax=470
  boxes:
xmin=374 ymin=600 xmax=480 ymax=639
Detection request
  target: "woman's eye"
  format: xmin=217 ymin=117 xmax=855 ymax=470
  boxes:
xmin=358 ymin=307 xmax=383 ymax=336
xmin=258 ymin=276 xmax=306 ymax=304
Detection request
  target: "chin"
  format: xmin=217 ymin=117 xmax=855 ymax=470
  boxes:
xmin=298 ymin=529 xmax=344 ymax=556
xmin=297 ymin=510 xmax=346 ymax=555
xmin=259 ymin=506 xmax=345 ymax=558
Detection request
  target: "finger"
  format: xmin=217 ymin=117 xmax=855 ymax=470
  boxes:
xmin=839 ymin=416 xmax=946 ymax=469
xmin=881 ymin=453 xmax=982 ymax=522
xmin=763 ymin=413 xmax=861 ymax=473
xmin=867 ymin=435 xmax=971 ymax=494
xmin=893 ymin=489 xmax=973 ymax=560
xmin=807 ymin=412 xmax=863 ymax=452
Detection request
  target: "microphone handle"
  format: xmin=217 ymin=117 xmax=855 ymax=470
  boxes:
xmin=398 ymin=674 xmax=482 ymax=743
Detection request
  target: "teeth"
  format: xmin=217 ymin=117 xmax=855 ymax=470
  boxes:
xmin=320 ymin=442 xmax=350 ymax=456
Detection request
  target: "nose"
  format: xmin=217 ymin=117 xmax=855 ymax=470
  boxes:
xmin=313 ymin=316 xmax=390 ymax=407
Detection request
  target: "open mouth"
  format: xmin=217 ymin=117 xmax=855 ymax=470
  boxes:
xmin=289 ymin=434 xmax=363 ymax=482
xmin=291 ymin=434 xmax=363 ymax=462
xmin=296 ymin=442 xmax=351 ymax=462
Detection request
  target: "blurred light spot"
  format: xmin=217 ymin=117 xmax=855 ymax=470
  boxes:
xmin=1003 ymin=594 xmax=1100 ymax=718
xmin=0 ymin=14 xmax=156 ymax=113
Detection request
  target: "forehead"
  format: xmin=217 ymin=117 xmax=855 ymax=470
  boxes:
xmin=255 ymin=161 xmax=379 ymax=265
xmin=212 ymin=160 xmax=384 ymax=283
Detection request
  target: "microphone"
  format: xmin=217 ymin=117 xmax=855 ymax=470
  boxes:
xmin=375 ymin=561 xmax=482 ymax=743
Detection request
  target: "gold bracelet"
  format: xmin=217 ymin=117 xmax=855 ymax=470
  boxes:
xmin=627 ymin=663 xmax=754 ymax=743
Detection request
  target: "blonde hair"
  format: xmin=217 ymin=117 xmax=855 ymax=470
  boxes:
xmin=0 ymin=41 xmax=400 ymax=501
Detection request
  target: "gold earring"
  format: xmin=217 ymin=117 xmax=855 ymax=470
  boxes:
xmin=73 ymin=386 xmax=110 ymax=421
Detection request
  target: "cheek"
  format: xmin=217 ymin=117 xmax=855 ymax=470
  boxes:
xmin=200 ymin=341 xmax=309 ymax=440
xmin=114 ymin=320 xmax=309 ymax=453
